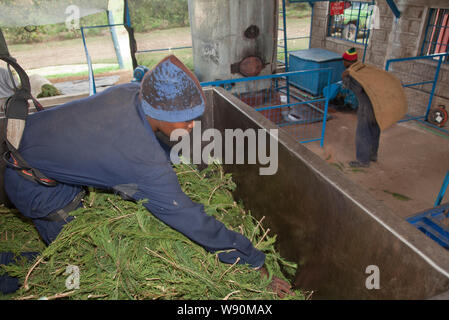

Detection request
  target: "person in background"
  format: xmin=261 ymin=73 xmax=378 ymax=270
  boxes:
xmin=341 ymin=48 xmax=380 ymax=168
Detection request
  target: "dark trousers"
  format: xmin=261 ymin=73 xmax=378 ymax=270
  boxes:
xmin=355 ymin=100 xmax=380 ymax=164
xmin=1 ymin=167 xmax=81 ymax=295
xmin=0 ymin=252 xmax=39 ymax=294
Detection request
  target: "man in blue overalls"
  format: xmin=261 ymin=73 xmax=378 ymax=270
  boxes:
xmin=1 ymin=55 xmax=292 ymax=297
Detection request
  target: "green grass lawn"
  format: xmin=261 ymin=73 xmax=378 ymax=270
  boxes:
xmin=285 ymin=4 xmax=312 ymax=19
xmin=136 ymin=48 xmax=194 ymax=71
xmin=7 ymin=12 xmax=311 ymax=80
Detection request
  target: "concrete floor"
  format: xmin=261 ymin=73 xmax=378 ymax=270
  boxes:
xmin=303 ymin=109 xmax=449 ymax=219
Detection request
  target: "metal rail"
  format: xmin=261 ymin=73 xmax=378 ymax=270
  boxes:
xmin=201 ymin=68 xmax=332 ymax=147
xmin=386 ymin=52 xmax=449 ymax=133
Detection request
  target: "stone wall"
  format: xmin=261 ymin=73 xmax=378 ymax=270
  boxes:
xmin=309 ymin=0 xmax=449 ymax=116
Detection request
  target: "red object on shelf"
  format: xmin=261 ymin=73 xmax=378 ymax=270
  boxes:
xmin=330 ymin=2 xmax=345 ymax=16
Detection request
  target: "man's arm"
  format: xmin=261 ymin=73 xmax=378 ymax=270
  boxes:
xmin=132 ymin=163 xmax=296 ymax=298
xmin=133 ymin=163 xmax=265 ymax=268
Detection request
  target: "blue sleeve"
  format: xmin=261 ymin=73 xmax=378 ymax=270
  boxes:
xmin=133 ymin=163 xmax=265 ymax=268
xmin=0 ymin=252 xmax=39 ymax=294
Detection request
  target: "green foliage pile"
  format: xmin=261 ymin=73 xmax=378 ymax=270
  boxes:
xmin=1 ymin=162 xmax=303 ymax=300
xmin=0 ymin=211 xmax=46 ymax=255
xmin=136 ymin=49 xmax=194 ymax=72
xmin=37 ymin=84 xmax=62 ymax=98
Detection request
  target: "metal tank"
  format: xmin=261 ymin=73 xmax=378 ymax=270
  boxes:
xmin=187 ymin=0 xmax=278 ymax=92
xmin=201 ymin=87 xmax=449 ymax=299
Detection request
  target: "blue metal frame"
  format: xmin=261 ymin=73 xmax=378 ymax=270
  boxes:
xmin=81 ymin=24 xmax=126 ymax=95
xmin=407 ymin=202 xmax=449 ymax=250
xmin=278 ymin=0 xmax=313 ymax=68
xmin=406 ymin=171 xmax=449 ymax=250
xmin=125 ymin=0 xmax=131 ymax=27
xmin=435 ymin=171 xmax=449 ymax=207
xmin=81 ymin=1 xmax=131 ymax=96
xmin=201 ymin=68 xmax=330 ymax=87
xmin=277 ymin=0 xmax=320 ymax=106
xmin=80 ymin=27 xmax=96 ymax=96
xmin=386 ymin=0 xmax=401 ymax=19
xmin=281 ymin=0 xmax=291 ymax=104
xmin=201 ymin=68 xmax=332 ymax=148
xmin=385 ymin=52 xmax=449 ymax=133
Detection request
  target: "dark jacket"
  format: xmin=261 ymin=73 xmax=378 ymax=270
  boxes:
xmin=4 ymin=83 xmax=265 ymax=268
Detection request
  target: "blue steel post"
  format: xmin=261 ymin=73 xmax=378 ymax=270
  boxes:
xmin=282 ymin=0 xmax=288 ymax=71
xmin=201 ymin=69 xmax=332 ymax=144
xmin=81 ymin=27 xmax=96 ymax=95
xmin=355 ymin=2 xmax=362 ymax=44
xmin=107 ymin=10 xmax=125 ymax=69
xmin=125 ymin=0 xmax=131 ymax=27
xmin=201 ymin=69 xmax=333 ymax=87
xmin=363 ymin=1 xmax=375 ymax=63
xmin=326 ymin=4 xmax=331 ymax=43
xmin=385 ymin=52 xmax=449 ymax=133
xmin=80 ymin=24 xmax=127 ymax=95
xmin=434 ymin=171 xmax=449 ymax=207
xmin=320 ymin=68 xmax=332 ymax=148
xmin=281 ymin=0 xmax=291 ymax=104
xmin=425 ymin=55 xmax=443 ymax=121
xmin=362 ymin=39 xmax=368 ymax=62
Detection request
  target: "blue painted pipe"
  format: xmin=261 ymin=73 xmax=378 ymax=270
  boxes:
xmin=435 ymin=171 xmax=449 ymax=207
xmin=200 ymin=68 xmax=333 ymax=87
xmin=385 ymin=52 xmax=449 ymax=71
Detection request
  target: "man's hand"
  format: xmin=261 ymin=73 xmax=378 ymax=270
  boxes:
xmin=259 ymin=266 xmax=295 ymax=299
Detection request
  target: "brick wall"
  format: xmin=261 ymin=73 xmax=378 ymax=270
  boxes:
xmin=309 ymin=0 xmax=449 ymax=116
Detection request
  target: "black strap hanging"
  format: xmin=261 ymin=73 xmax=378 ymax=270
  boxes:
xmin=1 ymin=27 xmax=57 ymax=187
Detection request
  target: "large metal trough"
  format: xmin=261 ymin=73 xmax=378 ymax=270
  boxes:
xmin=199 ymin=87 xmax=449 ymax=299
